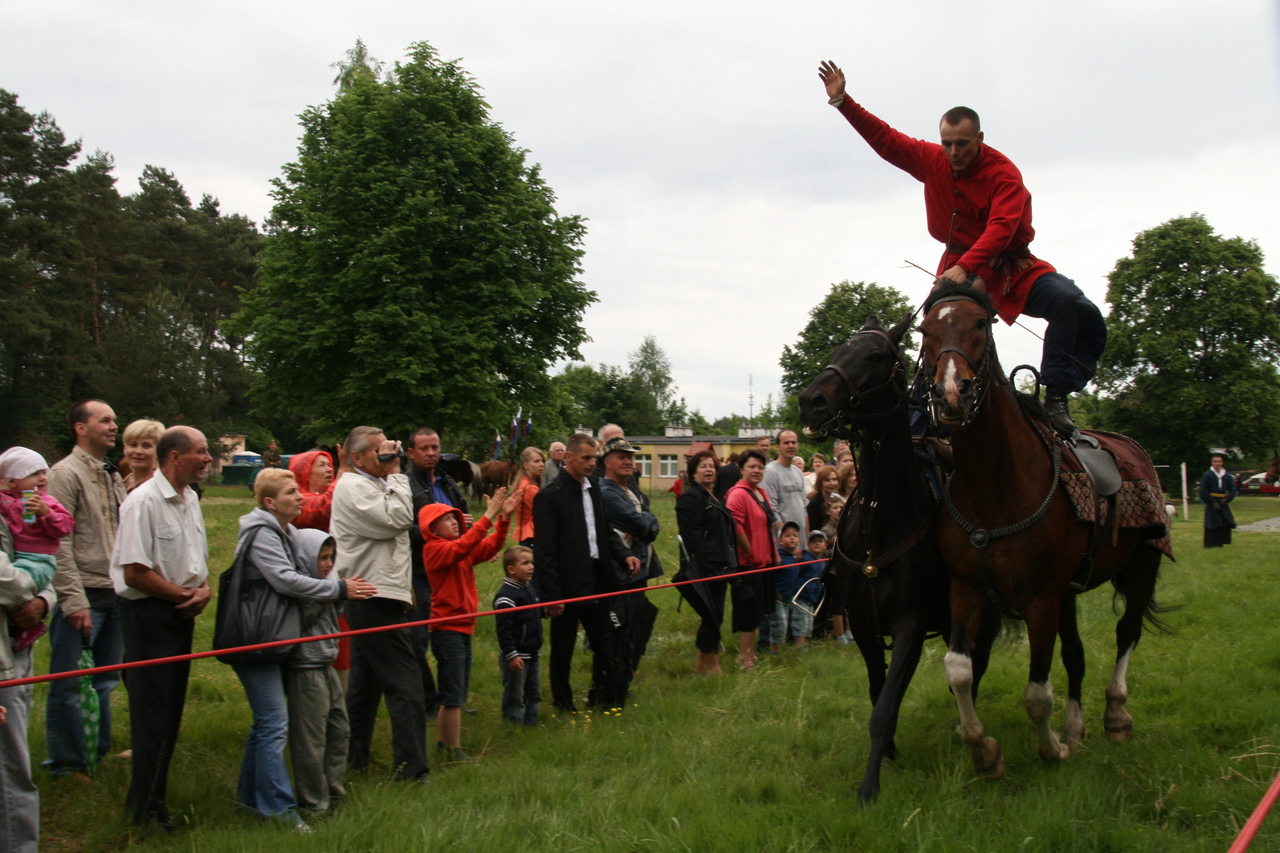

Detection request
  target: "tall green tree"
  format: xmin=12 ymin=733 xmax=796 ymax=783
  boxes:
xmin=0 ymin=89 xmax=264 ymax=450
xmin=779 ymin=281 xmax=914 ymax=395
xmin=239 ymin=41 xmax=593 ymax=441
xmin=1096 ymin=214 xmax=1280 ymax=475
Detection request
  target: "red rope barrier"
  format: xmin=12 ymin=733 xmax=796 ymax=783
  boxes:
xmin=0 ymin=559 xmax=826 ymax=690
xmin=1227 ymin=769 xmax=1280 ymax=853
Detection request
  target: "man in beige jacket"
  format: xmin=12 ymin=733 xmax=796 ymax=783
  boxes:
xmin=332 ymin=426 xmax=428 ymax=781
xmin=44 ymin=399 xmax=129 ymax=776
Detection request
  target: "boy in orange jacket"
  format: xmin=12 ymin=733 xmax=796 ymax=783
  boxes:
xmin=418 ymin=485 xmax=521 ymax=761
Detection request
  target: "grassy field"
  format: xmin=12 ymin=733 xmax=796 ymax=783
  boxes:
xmin=26 ymin=486 xmax=1280 ymax=852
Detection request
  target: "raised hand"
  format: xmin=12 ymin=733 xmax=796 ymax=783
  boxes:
xmin=818 ymin=60 xmax=846 ymax=101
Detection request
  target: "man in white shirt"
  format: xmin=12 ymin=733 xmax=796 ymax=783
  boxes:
xmin=331 ymin=426 xmax=429 ymax=781
xmin=111 ymin=426 xmax=212 ymax=829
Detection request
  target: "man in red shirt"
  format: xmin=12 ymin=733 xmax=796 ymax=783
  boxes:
xmin=818 ymin=60 xmax=1105 ymax=437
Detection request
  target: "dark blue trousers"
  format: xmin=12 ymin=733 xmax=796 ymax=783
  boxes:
xmin=1021 ymin=272 xmax=1107 ymax=393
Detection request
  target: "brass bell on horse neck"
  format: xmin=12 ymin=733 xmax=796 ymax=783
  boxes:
xmin=863 ymin=562 xmax=878 ymax=578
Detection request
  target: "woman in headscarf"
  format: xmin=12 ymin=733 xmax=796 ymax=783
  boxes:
xmin=287 ymin=450 xmax=337 ymax=532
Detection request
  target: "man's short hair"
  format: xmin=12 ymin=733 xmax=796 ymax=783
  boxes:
xmin=67 ymin=399 xmax=109 ymax=438
xmin=157 ymin=426 xmax=196 ymax=465
xmin=345 ymin=426 xmax=383 ymax=457
xmin=567 ymin=433 xmax=596 ymax=454
xmin=408 ymin=427 xmax=439 ymax=446
xmin=941 ymin=106 xmax=981 ymax=131
xmin=776 ymin=429 xmax=797 ymax=443
xmin=254 ymin=468 xmax=297 ymax=506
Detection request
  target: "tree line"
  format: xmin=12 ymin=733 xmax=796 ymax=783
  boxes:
xmin=3 ymin=42 xmax=1276 ymax=478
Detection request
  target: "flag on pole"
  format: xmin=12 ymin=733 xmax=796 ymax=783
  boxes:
xmin=493 ymin=429 xmax=501 ymax=461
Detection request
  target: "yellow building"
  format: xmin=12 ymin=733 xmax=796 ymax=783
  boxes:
xmin=624 ymin=426 xmax=776 ymax=494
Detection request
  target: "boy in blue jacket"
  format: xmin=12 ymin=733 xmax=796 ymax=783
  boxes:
xmin=770 ymin=522 xmax=824 ymax=653
xmin=493 ymin=546 xmax=543 ymax=725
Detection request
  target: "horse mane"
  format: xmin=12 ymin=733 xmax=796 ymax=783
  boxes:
xmin=922 ymin=282 xmax=996 ymax=317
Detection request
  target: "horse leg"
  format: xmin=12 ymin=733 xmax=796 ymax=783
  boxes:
xmin=968 ymin=606 xmax=1002 ymax=701
xmin=1058 ymin=593 xmax=1086 ymax=750
xmin=857 ymin=617 xmax=927 ymax=805
xmin=1023 ymin=597 xmax=1070 ymax=762
xmin=945 ymin=582 xmax=1003 ymax=778
xmin=850 ymin=618 xmax=892 ymax=755
xmin=1105 ymin=548 xmax=1161 ymax=741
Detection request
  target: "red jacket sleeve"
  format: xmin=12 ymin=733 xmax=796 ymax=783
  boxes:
xmin=469 ymin=515 xmax=511 ymax=567
xmin=957 ymin=171 xmax=1031 ymax=273
xmin=836 ymin=96 xmax=937 ymax=182
xmin=421 ymin=515 xmax=494 ymax=573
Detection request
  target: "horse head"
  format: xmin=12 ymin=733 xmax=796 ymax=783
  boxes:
xmin=797 ymin=312 xmax=914 ymax=438
xmin=919 ymin=285 xmax=1001 ymax=428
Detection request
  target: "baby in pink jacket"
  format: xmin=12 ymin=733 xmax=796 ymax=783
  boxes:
xmin=0 ymin=447 xmax=74 ymax=650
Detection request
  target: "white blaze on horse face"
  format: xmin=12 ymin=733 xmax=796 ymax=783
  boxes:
xmin=937 ymin=306 xmax=954 ymax=320
xmin=943 ymin=356 xmax=962 ymax=411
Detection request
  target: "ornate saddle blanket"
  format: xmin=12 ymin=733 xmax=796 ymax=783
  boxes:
xmin=1059 ymin=430 xmax=1174 ymax=560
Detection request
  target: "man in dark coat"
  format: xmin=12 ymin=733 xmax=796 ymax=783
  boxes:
xmin=1198 ymin=455 xmax=1237 ymax=548
xmin=405 ymin=427 xmax=471 ymax=716
xmin=533 ymin=433 xmax=640 ymax=711
xmin=598 ymin=437 xmax=663 ymax=677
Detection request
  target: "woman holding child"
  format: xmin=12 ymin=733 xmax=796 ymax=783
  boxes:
xmin=675 ymin=450 xmax=737 ymax=675
xmin=229 ymin=469 xmax=376 ymax=829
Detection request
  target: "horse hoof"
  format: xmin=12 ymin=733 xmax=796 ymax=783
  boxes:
xmin=1106 ymin=724 xmax=1133 ymax=743
xmin=1040 ymin=742 xmax=1071 ymax=763
xmin=1064 ymin=726 xmax=1085 ymax=752
xmin=972 ymin=736 xmax=1003 ymax=778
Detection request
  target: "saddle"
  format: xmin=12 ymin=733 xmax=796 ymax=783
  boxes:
xmin=1069 ymin=433 xmax=1121 ymax=497
xmin=1056 ymin=429 xmax=1175 ymax=563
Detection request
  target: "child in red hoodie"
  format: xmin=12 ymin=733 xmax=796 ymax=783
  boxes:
xmin=419 ymin=485 xmax=521 ymax=761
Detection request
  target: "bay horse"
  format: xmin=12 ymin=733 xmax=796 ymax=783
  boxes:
xmin=798 ymin=313 xmax=961 ymax=804
xmin=919 ymin=284 xmax=1169 ymax=776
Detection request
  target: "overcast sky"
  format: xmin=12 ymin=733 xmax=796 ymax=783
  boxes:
xmin=3 ymin=1 xmax=1278 ymax=423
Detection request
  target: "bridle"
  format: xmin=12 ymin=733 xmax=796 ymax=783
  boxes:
xmin=814 ymin=328 xmax=914 ymax=443
xmin=921 ymin=293 xmax=1004 ymax=428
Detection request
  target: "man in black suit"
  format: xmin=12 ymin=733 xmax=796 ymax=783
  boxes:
xmin=533 ymin=433 xmax=640 ymax=711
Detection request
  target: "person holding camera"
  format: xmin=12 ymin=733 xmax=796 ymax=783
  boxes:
xmin=330 ymin=426 xmax=429 ymax=781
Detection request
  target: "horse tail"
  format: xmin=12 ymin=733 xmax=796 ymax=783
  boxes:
xmin=1110 ymin=549 xmax=1181 ymax=635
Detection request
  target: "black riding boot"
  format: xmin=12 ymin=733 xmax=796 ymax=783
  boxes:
xmin=1043 ymin=386 xmax=1077 ymax=438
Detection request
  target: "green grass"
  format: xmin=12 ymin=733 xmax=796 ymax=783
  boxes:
xmin=27 ymin=488 xmax=1280 ymax=851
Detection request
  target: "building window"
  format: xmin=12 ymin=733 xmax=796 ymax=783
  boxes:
xmin=634 ymin=454 xmax=651 ymax=478
xmin=659 ymin=455 xmax=679 ymax=478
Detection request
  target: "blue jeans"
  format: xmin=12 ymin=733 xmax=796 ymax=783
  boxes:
xmin=430 ymin=630 xmax=472 ymax=707
xmin=1022 ymin=272 xmax=1107 ymax=393
xmin=44 ymin=603 xmax=123 ymax=774
xmin=500 ymin=655 xmax=542 ymax=726
xmin=232 ymin=663 xmax=297 ymax=819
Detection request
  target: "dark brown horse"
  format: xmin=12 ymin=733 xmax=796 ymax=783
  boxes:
xmin=478 ymin=459 xmax=518 ymax=494
xmin=798 ymin=313 xmax=959 ymax=804
xmin=919 ymin=284 xmax=1169 ymax=776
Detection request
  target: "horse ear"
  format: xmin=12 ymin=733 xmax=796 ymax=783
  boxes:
xmin=888 ymin=311 xmax=913 ymax=344
xmin=863 ymin=314 xmax=880 ymax=331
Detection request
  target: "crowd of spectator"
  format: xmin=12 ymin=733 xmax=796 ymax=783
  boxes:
xmin=0 ymin=406 xmax=855 ymax=843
